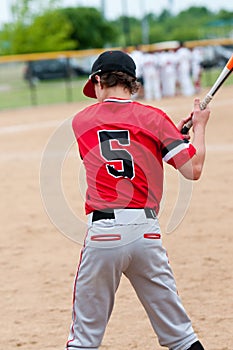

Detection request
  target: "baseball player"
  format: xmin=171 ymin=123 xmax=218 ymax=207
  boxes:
xmin=142 ymin=50 xmax=162 ymax=101
xmin=176 ymin=42 xmax=195 ymax=96
xmin=130 ymin=45 xmax=144 ymax=98
xmin=191 ymin=46 xmax=203 ymax=93
xmin=160 ymin=49 xmax=178 ymax=97
xmin=65 ymin=50 xmax=210 ymax=350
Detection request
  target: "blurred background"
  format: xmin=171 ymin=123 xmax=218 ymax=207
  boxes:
xmin=0 ymin=0 xmax=232 ymax=109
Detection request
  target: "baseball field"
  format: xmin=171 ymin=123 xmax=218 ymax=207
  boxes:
xmin=0 ymin=86 xmax=232 ymax=349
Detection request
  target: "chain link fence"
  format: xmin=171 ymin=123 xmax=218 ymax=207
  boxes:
xmin=0 ymin=60 xmax=90 ymax=110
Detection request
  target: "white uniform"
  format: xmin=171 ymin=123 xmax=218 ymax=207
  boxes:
xmin=191 ymin=47 xmax=203 ymax=93
xmin=130 ymin=48 xmax=144 ymax=81
xmin=176 ymin=47 xmax=195 ymax=96
xmin=142 ymin=52 xmax=162 ymax=101
xmin=130 ymin=48 xmax=144 ymax=98
xmin=160 ymin=50 xmax=178 ymax=97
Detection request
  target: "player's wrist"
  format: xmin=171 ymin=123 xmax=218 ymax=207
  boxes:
xmin=192 ymin=118 xmax=208 ymax=133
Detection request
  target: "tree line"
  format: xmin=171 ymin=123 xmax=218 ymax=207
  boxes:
xmin=0 ymin=0 xmax=232 ymax=55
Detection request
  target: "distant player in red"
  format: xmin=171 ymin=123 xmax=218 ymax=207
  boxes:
xmin=66 ymin=50 xmax=210 ymax=350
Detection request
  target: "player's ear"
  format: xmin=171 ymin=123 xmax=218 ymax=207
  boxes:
xmin=96 ymin=75 xmax=104 ymax=90
xmin=91 ymin=75 xmax=101 ymax=84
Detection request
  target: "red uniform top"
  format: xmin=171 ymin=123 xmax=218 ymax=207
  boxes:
xmin=72 ymin=98 xmax=196 ymax=214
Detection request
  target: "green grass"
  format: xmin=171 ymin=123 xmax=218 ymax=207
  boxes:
xmin=29 ymin=79 xmax=88 ymax=105
xmin=0 ymin=62 xmax=232 ymax=110
xmin=0 ymin=62 xmax=89 ymax=110
xmin=202 ymin=67 xmax=233 ymax=88
xmin=0 ymin=78 xmax=89 ymax=110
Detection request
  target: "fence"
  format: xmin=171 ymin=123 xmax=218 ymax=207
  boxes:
xmin=0 ymin=39 xmax=233 ymax=110
xmin=0 ymin=49 xmax=101 ymax=110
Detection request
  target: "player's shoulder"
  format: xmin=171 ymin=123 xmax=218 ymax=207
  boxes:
xmin=132 ymin=100 xmax=167 ymax=117
xmin=131 ymin=101 xmax=171 ymax=133
xmin=72 ymin=102 xmax=100 ymax=122
xmin=74 ymin=102 xmax=100 ymax=116
xmin=72 ymin=102 xmax=101 ymax=135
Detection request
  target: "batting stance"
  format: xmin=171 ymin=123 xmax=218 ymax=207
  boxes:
xmin=65 ymin=50 xmax=210 ymax=350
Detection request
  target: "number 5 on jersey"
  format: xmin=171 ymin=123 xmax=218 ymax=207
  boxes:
xmin=98 ymin=130 xmax=135 ymax=179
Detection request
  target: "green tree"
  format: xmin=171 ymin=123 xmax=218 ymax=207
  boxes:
xmin=17 ymin=11 xmax=75 ymax=53
xmin=1 ymin=4 xmax=232 ymax=55
xmin=205 ymin=10 xmax=233 ymax=38
xmin=111 ymin=16 xmax=148 ymax=46
xmin=0 ymin=10 xmax=76 ymax=54
xmin=11 ymin=0 xmax=60 ymax=23
xmin=147 ymin=6 xmax=220 ymax=42
xmin=58 ymin=7 xmax=118 ymax=49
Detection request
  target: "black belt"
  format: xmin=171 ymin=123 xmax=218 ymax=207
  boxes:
xmin=92 ymin=208 xmax=156 ymax=222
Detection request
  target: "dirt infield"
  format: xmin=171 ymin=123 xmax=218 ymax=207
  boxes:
xmin=0 ymin=87 xmax=232 ymax=350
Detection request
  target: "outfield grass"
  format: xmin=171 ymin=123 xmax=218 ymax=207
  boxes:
xmin=201 ymin=67 xmax=233 ymax=89
xmin=0 ymin=62 xmax=232 ymax=110
xmin=0 ymin=62 xmax=89 ymax=110
xmin=0 ymin=78 xmax=89 ymax=110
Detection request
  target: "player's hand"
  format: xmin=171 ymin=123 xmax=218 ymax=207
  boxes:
xmin=176 ymin=113 xmax=193 ymax=140
xmin=192 ymin=98 xmax=210 ymax=132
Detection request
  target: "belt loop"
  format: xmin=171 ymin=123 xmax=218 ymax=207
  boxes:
xmin=144 ymin=208 xmax=156 ymax=219
xmin=88 ymin=212 xmax=93 ymax=226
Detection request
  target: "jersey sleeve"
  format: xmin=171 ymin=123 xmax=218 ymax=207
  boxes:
xmin=159 ymin=113 xmax=196 ymax=169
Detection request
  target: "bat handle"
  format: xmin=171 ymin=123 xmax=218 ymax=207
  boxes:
xmin=199 ymin=94 xmax=212 ymax=110
xmin=181 ymin=94 xmax=212 ymax=134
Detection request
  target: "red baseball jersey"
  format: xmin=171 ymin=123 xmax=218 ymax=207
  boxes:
xmin=72 ymin=98 xmax=196 ymax=214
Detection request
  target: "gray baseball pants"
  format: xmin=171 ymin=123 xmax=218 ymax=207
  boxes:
xmin=66 ymin=209 xmax=198 ymax=350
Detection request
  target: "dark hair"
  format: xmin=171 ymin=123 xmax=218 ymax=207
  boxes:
xmin=98 ymin=71 xmax=140 ymax=95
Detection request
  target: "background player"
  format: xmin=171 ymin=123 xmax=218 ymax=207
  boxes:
xmin=142 ymin=50 xmax=162 ymax=101
xmin=176 ymin=41 xmax=195 ymax=96
xmin=65 ymin=50 xmax=210 ymax=350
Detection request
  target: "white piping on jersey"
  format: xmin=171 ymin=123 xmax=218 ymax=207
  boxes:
xmin=163 ymin=142 xmax=190 ymax=163
xmin=103 ymin=98 xmax=133 ymax=103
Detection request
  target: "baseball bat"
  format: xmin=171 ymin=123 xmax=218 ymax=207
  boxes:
xmin=181 ymin=53 xmax=233 ymax=134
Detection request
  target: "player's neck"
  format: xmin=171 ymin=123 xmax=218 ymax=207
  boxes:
xmin=101 ymin=86 xmax=131 ymax=101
